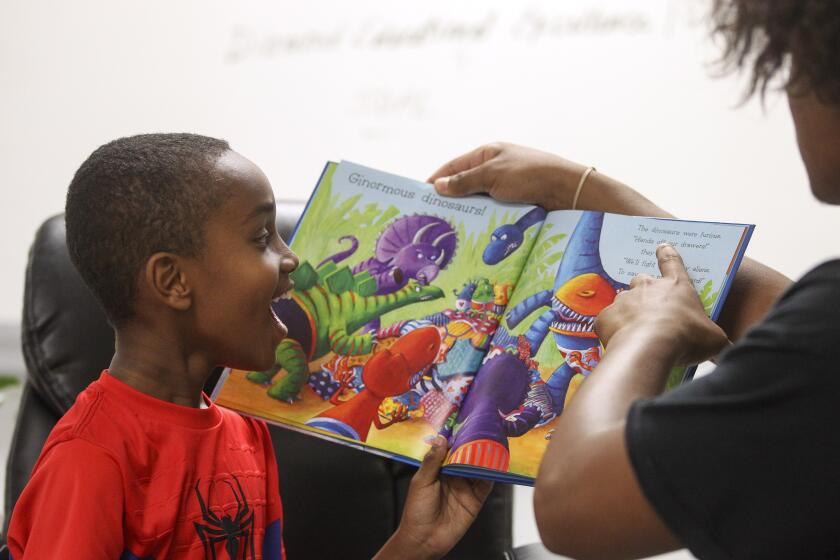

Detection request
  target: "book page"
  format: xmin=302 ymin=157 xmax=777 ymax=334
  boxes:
xmin=444 ymin=210 xmax=752 ymax=480
xmin=213 ymin=161 xmax=545 ymax=463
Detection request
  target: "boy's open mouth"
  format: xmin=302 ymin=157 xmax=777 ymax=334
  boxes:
xmin=269 ymin=292 xmax=292 ymax=340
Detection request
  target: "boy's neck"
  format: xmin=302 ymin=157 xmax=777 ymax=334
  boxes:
xmin=109 ymin=322 xmax=214 ymax=409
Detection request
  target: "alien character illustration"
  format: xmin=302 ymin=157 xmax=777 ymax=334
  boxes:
xmin=403 ymin=278 xmax=512 ymax=427
xmin=317 ymin=214 xmax=458 ymax=294
xmin=452 ymin=278 xmax=478 ymax=312
xmin=305 ymin=326 xmax=441 ymax=442
xmin=444 ymin=351 xmax=542 ymax=471
xmin=435 ymin=277 xmax=505 ymax=317
xmin=483 ymin=206 xmax=547 ymax=265
xmin=245 ymin=260 xmax=443 ymax=402
xmin=505 ymin=211 xmax=627 ymax=416
xmin=193 ymin=475 xmax=255 ymax=560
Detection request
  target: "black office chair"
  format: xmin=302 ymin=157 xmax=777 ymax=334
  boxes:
xmin=1 ymin=204 xmax=558 ymax=559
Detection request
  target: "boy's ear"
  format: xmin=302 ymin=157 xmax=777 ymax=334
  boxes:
xmin=143 ymin=252 xmax=192 ymax=311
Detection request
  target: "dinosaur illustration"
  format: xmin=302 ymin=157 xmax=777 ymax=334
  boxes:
xmin=483 ymin=206 xmax=547 ymax=265
xmin=505 ymin=211 xmax=627 ymax=416
xmin=390 ymin=278 xmax=511 ymax=431
xmin=317 ymin=214 xmax=458 ymax=294
xmin=246 ymin=259 xmax=444 ymax=402
xmin=305 ymin=326 xmax=441 ymax=442
xmin=444 ymin=351 xmax=542 ymax=472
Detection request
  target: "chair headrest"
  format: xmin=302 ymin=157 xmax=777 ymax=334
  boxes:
xmin=21 ymin=214 xmax=115 ymax=415
xmin=21 ymin=201 xmax=306 ymax=415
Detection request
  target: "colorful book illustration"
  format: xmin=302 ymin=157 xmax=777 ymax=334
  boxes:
xmin=213 ymin=161 xmax=754 ymax=485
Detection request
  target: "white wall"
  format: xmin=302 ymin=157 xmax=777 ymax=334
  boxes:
xmin=3 ymin=0 xmax=838 ymax=554
xmin=3 ymin=0 xmax=838 ymax=328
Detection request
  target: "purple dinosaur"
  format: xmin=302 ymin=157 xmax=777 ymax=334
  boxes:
xmin=318 ymin=214 xmax=458 ymax=294
xmin=444 ymin=351 xmax=542 ymax=472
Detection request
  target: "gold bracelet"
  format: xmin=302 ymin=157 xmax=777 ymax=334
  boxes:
xmin=571 ymin=166 xmax=596 ymax=210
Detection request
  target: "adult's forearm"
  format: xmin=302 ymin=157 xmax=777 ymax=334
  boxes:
xmin=554 ymin=170 xmax=791 ymax=341
xmin=534 ymin=328 xmax=682 ymax=559
xmin=548 ymin=328 xmax=677 ymax=443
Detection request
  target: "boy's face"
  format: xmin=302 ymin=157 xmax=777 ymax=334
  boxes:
xmin=186 ymin=150 xmax=298 ymax=370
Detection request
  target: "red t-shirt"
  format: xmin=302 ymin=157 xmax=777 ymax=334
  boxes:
xmin=7 ymin=371 xmax=284 ymax=559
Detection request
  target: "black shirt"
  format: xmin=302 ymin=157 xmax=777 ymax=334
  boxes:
xmin=626 ymin=259 xmax=840 ymax=559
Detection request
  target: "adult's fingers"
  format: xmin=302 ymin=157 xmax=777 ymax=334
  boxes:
xmin=427 ymin=151 xmax=475 ymax=183
xmin=434 ymin=164 xmax=496 ymax=197
xmin=629 ymin=274 xmax=654 ymax=288
xmin=427 ymin=144 xmax=500 ymax=183
xmin=656 ymin=243 xmax=691 ymax=281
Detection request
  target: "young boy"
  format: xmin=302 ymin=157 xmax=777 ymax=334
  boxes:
xmin=6 ymin=133 xmax=492 ymax=559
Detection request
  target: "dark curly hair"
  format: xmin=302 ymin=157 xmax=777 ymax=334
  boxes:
xmin=712 ymin=0 xmax=840 ymax=104
xmin=65 ymin=133 xmax=231 ymax=326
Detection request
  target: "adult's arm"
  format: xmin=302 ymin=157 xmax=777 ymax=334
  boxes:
xmin=535 ymin=255 xmax=840 ymax=559
xmin=533 ymin=245 xmax=730 ymax=559
xmin=428 ymin=143 xmax=792 ymax=341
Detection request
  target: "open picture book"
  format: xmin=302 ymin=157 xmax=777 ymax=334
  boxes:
xmin=212 ymin=160 xmax=754 ymax=485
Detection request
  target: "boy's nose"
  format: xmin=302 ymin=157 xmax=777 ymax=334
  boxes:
xmin=280 ymin=254 xmax=298 ymax=273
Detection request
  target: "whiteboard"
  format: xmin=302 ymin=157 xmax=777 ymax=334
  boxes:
xmin=6 ymin=2 xmax=836 ymax=555
xmin=1 ymin=0 xmax=836 ymax=323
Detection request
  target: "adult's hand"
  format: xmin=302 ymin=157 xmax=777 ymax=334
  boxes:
xmin=534 ymin=244 xmax=726 ymax=559
xmin=595 ymin=244 xmax=730 ymax=365
xmin=428 ymin=143 xmax=588 ymax=209
xmin=430 ymin=142 xmax=791 ymax=345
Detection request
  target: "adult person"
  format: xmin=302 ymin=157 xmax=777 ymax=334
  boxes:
xmin=429 ymin=2 xmax=840 ymax=558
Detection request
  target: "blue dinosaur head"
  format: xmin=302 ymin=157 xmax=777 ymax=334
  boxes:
xmin=483 ymin=224 xmax=524 ymax=265
xmin=550 ymin=212 xmax=628 ymax=351
xmin=554 ymin=212 xmax=625 ymax=290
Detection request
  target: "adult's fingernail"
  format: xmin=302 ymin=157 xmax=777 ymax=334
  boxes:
xmin=434 ymin=177 xmax=450 ymax=193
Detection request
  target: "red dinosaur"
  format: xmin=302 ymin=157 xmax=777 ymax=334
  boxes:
xmin=305 ymin=327 xmax=441 ymax=442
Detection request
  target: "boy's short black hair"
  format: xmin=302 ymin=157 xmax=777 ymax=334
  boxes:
xmin=65 ymin=133 xmax=231 ymax=326
xmin=713 ymin=0 xmax=840 ymax=104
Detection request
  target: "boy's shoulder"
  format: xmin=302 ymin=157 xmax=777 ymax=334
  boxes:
xmin=39 ymin=372 xmax=272 ymax=471
xmin=10 ymin=371 xmax=282 ymax=559
xmin=42 ymin=372 xmax=120 ymax=455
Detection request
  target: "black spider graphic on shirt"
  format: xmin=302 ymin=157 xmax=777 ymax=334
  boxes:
xmin=193 ymin=475 xmax=255 ymax=560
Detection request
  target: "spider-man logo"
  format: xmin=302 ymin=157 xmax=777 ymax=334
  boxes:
xmin=193 ymin=475 xmax=255 ymax=560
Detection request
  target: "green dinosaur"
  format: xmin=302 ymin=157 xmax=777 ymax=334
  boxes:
xmin=247 ymin=260 xmax=444 ymax=402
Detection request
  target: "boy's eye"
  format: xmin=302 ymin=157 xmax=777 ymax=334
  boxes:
xmin=254 ymin=229 xmax=271 ymax=246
